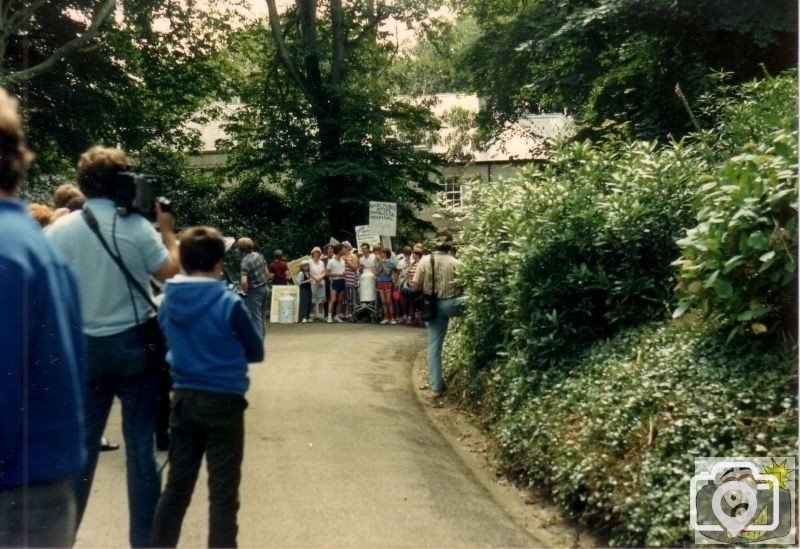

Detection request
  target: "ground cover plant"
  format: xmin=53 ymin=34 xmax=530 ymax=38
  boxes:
xmin=444 ymin=72 xmax=798 ymax=546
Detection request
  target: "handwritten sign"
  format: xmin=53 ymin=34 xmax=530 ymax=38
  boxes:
xmin=368 ymin=201 xmax=397 ymax=236
xmin=355 ymin=225 xmax=380 ymax=251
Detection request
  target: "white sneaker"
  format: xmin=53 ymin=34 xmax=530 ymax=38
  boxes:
xmin=390 ymin=319 xmax=397 ymax=325
xmin=302 ymin=318 xmax=308 ymax=323
xmin=380 ymin=319 xmax=389 ymax=325
xmin=327 ymin=316 xmax=333 ymax=324
xmin=335 ymin=315 xmax=344 ymax=323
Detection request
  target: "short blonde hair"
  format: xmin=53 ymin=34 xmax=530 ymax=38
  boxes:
xmin=236 ymin=237 xmax=254 ymax=253
xmin=76 ymin=146 xmax=129 ymax=198
xmin=0 ymin=88 xmax=34 ymax=193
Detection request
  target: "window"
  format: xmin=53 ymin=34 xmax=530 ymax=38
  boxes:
xmin=440 ymin=176 xmax=463 ymax=209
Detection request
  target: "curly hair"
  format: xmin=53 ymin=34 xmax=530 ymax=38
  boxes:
xmin=76 ymin=146 xmax=129 ymax=198
xmin=53 ymin=182 xmax=85 ymax=209
xmin=0 ymin=88 xmax=34 ymax=193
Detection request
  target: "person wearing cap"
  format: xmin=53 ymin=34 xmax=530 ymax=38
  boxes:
xmin=309 ymin=247 xmax=326 ymax=321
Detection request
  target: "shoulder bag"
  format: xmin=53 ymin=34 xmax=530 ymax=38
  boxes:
xmin=420 ymin=254 xmax=437 ymax=321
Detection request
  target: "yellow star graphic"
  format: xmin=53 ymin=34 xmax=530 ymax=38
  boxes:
xmin=762 ymin=458 xmax=794 ymax=491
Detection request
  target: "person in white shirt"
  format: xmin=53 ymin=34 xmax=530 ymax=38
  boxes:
xmin=359 ymin=243 xmax=377 ymax=275
xmin=308 ymin=247 xmax=327 ymax=321
xmin=325 ymin=244 xmax=347 ymax=323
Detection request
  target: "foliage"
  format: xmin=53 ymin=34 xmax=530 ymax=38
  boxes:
xmin=3 ymin=1 xmax=242 ymax=192
xmin=446 ymin=320 xmax=797 ymax=546
xmin=454 ymin=136 xmax=703 ymax=384
xmin=220 ymin=5 xmax=442 ymax=250
xmin=387 ymin=16 xmax=480 ymax=96
xmin=673 ymin=74 xmax=798 ymax=339
xmin=443 ymin=73 xmax=798 ymax=545
xmin=454 ymin=0 xmax=798 ymax=140
xmin=223 ymin=1 xmax=442 ymax=244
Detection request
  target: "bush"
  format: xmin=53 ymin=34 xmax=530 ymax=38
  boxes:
xmin=491 ymin=321 xmax=797 ymax=546
xmin=452 ymin=134 xmax=706 ymax=417
xmin=445 ymin=72 xmax=798 ymax=546
xmin=673 ymin=75 xmax=798 ymax=339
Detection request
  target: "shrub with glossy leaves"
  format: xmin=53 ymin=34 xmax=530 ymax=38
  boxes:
xmin=673 ymin=77 xmax=798 ymax=339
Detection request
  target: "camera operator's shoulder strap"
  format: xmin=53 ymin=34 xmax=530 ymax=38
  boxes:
xmin=82 ymin=207 xmax=159 ymax=312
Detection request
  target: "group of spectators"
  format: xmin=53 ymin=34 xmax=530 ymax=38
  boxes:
xmin=296 ymin=241 xmax=431 ymax=325
xmin=1 ymin=88 xmax=262 ymax=547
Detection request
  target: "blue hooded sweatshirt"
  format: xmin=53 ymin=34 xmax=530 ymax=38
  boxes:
xmin=158 ymin=275 xmax=264 ymax=395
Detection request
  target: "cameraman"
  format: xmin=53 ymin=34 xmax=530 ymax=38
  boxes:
xmin=47 ymin=146 xmax=180 ymax=547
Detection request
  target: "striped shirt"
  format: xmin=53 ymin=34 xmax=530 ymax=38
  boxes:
xmin=413 ymin=252 xmax=462 ymax=299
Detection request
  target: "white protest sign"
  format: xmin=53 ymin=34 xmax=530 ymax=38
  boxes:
xmin=368 ymin=201 xmax=397 ymax=236
xmin=355 ymin=225 xmax=380 ymax=250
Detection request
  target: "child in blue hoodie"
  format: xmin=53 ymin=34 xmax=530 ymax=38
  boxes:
xmin=150 ymin=226 xmax=263 ymax=548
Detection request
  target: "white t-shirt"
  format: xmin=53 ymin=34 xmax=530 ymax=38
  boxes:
xmin=327 ymin=257 xmax=346 ymax=276
xmin=360 ymin=253 xmax=376 ymax=272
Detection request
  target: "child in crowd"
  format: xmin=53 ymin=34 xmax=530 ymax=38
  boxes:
xmin=297 ymin=260 xmax=313 ymax=323
xmin=150 ymin=226 xmax=264 ymax=548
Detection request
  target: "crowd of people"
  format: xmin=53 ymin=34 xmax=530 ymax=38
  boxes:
xmin=0 ymin=88 xmax=263 ymax=548
xmin=1 ymin=80 xmax=464 ymax=548
xmin=293 ymin=241 xmax=434 ymax=325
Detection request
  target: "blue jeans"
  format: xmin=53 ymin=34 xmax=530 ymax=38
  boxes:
xmin=244 ymin=283 xmax=268 ymax=335
xmin=75 ymin=326 xmax=161 ymax=547
xmin=425 ymin=296 xmax=466 ymax=393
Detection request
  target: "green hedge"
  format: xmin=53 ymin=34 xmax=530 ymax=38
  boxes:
xmin=473 ymin=321 xmax=797 ymax=546
xmin=445 ymin=72 xmax=798 ymax=546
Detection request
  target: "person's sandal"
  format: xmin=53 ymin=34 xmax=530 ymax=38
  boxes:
xmin=100 ymin=437 xmax=119 ymax=451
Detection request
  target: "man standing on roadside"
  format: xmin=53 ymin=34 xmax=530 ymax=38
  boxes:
xmin=412 ymin=233 xmax=465 ymax=400
xmin=48 ymin=146 xmax=181 ymax=547
xmin=0 ymin=88 xmax=86 ymax=547
xmin=237 ymin=237 xmax=269 ymax=335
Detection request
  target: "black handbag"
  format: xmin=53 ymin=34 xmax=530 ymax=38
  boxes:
xmin=420 ymin=254 xmax=437 ymax=321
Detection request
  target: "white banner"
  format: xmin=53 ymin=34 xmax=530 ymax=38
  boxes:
xmin=368 ymin=201 xmax=397 ymax=237
xmin=355 ymin=225 xmax=380 ymax=251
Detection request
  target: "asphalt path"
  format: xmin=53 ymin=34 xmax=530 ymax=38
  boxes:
xmin=75 ymin=323 xmax=570 ymax=548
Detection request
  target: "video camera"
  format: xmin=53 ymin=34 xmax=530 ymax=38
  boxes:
xmin=111 ymin=171 xmax=172 ymax=219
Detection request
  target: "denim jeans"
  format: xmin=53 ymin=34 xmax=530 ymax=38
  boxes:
xmin=75 ymin=326 xmax=161 ymax=547
xmin=0 ymin=478 xmax=76 ymax=547
xmin=425 ymin=296 xmax=466 ymax=393
xmin=150 ymin=389 xmax=247 ymax=548
xmin=244 ymin=283 xmax=268 ymax=335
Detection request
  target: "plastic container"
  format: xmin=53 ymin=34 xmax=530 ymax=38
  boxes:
xmin=278 ymin=293 xmax=295 ymax=323
xmin=359 ymin=270 xmax=376 ymax=302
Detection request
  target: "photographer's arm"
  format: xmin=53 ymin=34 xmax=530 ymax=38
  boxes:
xmin=152 ymin=203 xmax=180 ymax=281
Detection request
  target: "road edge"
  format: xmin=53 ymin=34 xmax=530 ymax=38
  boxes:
xmin=411 ymin=349 xmax=602 ymax=548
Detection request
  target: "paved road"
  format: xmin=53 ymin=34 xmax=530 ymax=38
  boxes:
xmin=76 ymin=323 xmax=539 ymax=548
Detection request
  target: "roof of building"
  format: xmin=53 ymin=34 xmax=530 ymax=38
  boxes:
xmin=190 ymin=94 xmax=572 ymax=163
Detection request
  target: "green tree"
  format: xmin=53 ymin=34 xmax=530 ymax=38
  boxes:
xmin=388 ymin=16 xmax=480 ymax=96
xmin=219 ymin=1 xmax=442 ymax=246
xmin=455 ymin=0 xmax=798 ymax=140
xmin=1 ymin=1 xmax=242 ymax=188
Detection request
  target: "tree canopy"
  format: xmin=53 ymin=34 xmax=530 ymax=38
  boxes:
xmin=1 ymin=1 xmax=242 ymax=187
xmin=455 ymin=0 xmax=798 ymax=140
xmin=218 ymin=1 xmax=444 ymax=249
